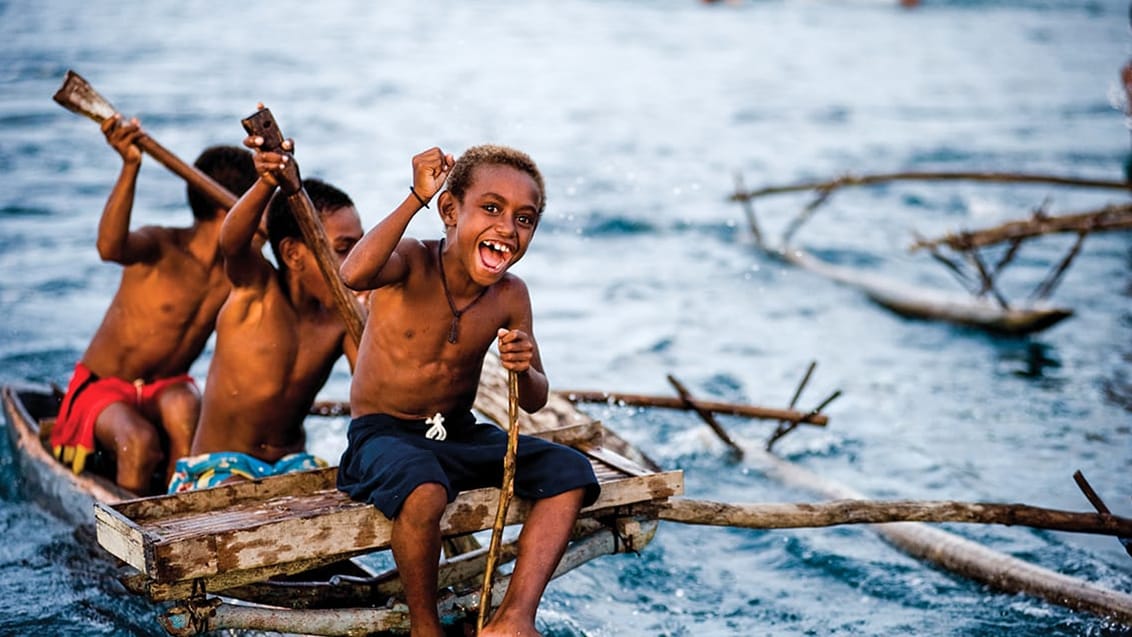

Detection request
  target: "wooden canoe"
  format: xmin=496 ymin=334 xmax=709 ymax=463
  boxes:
xmin=0 ymin=384 xmax=381 ymax=593
xmin=777 ymin=247 xmax=1073 ymax=335
xmin=3 ymin=371 xmax=682 ymax=635
xmin=2 ymin=383 xmax=132 ymax=530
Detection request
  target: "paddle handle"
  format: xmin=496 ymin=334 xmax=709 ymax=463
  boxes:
xmin=240 ymin=108 xmax=302 ymax=195
xmin=239 ymin=106 xmax=365 ymax=348
xmin=52 ymin=70 xmax=237 ymax=211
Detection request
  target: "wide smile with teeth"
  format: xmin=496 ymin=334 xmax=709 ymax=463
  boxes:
xmin=479 ymin=240 xmax=513 ymax=274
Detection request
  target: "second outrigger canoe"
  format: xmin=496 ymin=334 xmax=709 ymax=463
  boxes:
xmin=779 ymin=246 xmax=1073 ymax=334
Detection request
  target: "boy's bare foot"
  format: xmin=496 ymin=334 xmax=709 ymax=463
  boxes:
xmin=479 ymin=613 xmax=541 ymax=637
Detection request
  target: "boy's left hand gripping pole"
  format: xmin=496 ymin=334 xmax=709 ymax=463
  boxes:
xmin=240 ymin=106 xmax=366 ymax=348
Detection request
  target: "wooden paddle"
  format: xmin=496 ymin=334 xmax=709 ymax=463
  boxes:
xmin=239 ymin=107 xmax=365 ymax=348
xmin=52 ymin=70 xmax=237 ymax=211
xmin=477 ymin=369 xmax=521 ymax=632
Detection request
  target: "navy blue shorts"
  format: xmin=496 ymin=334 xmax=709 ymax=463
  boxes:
xmin=337 ymin=411 xmax=601 ymax=519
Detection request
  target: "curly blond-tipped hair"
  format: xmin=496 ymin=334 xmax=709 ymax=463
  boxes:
xmin=445 ymin=144 xmax=545 ymax=214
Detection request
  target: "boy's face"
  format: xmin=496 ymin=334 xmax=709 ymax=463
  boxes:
xmin=298 ymin=205 xmax=364 ymax=303
xmin=448 ymin=164 xmax=541 ymax=286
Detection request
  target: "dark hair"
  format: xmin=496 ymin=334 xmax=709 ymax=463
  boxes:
xmin=445 ymin=144 xmax=545 ymax=215
xmin=267 ymin=177 xmax=354 ymax=272
xmin=188 ymin=145 xmax=257 ymax=221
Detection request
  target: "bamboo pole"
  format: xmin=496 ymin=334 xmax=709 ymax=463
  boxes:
xmin=909 ymin=202 xmax=1132 ymax=252
xmin=477 ymin=370 xmax=521 ymax=631
xmin=556 ymin=389 xmax=829 ymax=426
xmin=731 ymin=170 xmax=1131 ymax=202
xmin=657 ymin=497 xmax=1132 ymax=538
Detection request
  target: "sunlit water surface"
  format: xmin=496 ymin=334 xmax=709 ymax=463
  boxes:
xmin=1 ymin=1 xmax=1130 ymax=635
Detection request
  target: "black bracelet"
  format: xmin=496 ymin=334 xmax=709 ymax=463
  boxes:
xmin=409 ymin=186 xmax=430 ymax=209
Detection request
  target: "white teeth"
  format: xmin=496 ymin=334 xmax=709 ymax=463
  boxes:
xmin=483 ymin=240 xmax=511 ymax=254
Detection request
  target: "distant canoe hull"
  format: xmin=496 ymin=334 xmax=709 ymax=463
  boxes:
xmin=780 ymin=248 xmax=1073 ymax=336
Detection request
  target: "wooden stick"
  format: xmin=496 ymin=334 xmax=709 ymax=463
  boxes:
xmin=657 ymin=497 xmax=1132 ymax=537
xmin=311 ymin=390 xmax=832 ymax=426
xmin=1073 ymin=470 xmax=1132 ymax=558
xmin=667 ymin=375 xmax=745 ymax=459
xmin=766 ymin=389 xmax=841 ymax=451
xmin=555 ymin=389 xmax=829 ymax=426
xmin=766 ymin=362 xmax=816 ymax=448
xmin=909 ymin=202 xmax=1132 ymax=252
xmin=239 ymin=107 xmax=365 ymax=348
xmin=477 ymin=370 xmax=521 ymax=631
xmin=731 ymin=170 xmax=1132 ymax=202
xmin=52 ymin=70 xmax=238 ymax=211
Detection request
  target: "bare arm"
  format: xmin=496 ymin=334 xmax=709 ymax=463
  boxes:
xmin=220 ymin=136 xmax=290 ymax=287
xmin=95 ymin=114 xmax=159 ymax=264
xmin=340 ymin=147 xmax=454 ymax=291
xmin=343 ymin=326 xmax=359 ymax=372
xmin=497 ymin=280 xmax=549 ymax=413
xmin=220 ymin=177 xmax=275 ymax=287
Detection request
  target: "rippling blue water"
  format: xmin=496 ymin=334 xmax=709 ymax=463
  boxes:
xmin=1 ymin=0 xmax=1130 ymax=635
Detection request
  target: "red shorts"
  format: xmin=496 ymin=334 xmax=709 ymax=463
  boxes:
xmin=51 ymin=362 xmax=196 ymax=474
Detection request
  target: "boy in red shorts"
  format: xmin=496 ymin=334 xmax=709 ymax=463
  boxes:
xmin=52 ymin=114 xmax=256 ymax=495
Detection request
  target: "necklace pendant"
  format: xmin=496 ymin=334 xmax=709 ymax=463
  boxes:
xmin=448 ymin=317 xmax=459 ymax=344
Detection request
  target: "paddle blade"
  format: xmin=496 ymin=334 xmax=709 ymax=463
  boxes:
xmin=53 ymin=70 xmax=117 ymax=123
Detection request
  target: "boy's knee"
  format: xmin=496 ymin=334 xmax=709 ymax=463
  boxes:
xmin=399 ymin=483 xmax=448 ymax=525
xmin=118 ymin=422 xmax=165 ymax=469
xmin=158 ymin=386 xmax=201 ymax=432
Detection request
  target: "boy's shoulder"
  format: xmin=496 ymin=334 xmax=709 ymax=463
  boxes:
xmin=400 ymin=236 xmax=433 ymax=253
xmin=398 ymin=236 xmax=436 ymax=266
xmin=492 ymin=271 xmax=530 ymax=299
xmin=138 ymin=222 xmax=197 ymax=243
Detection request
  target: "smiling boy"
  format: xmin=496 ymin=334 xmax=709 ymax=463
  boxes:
xmin=337 ymin=145 xmax=599 ymax=637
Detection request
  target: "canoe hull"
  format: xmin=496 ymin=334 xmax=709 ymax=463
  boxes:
xmin=781 ymin=248 xmax=1073 ymax=335
xmin=2 ymin=384 xmax=131 ymax=530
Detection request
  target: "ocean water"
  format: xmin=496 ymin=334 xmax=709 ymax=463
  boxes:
xmin=1 ymin=0 xmax=1130 ymax=635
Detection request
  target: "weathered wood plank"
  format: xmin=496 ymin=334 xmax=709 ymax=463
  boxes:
xmin=93 ymin=504 xmax=150 ymax=572
xmin=110 ymin=421 xmax=603 ymax=525
xmin=111 ymin=468 xmax=339 ymax=521
xmin=103 ymin=469 xmax=682 ymax=591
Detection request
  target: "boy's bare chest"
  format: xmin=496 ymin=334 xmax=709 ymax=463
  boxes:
xmin=252 ymin=295 xmax=341 ymax=365
xmin=382 ymin=282 xmax=505 ymax=349
xmin=120 ymin=256 xmax=227 ymax=320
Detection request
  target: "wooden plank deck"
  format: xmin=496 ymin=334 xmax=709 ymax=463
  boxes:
xmin=96 ymin=423 xmax=682 ymax=600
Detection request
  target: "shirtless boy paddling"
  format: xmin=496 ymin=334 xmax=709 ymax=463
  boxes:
xmin=337 ymin=145 xmax=599 ymax=637
xmin=52 ymin=114 xmax=256 ymax=494
xmin=169 ymin=137 xmax=364 ymax=492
